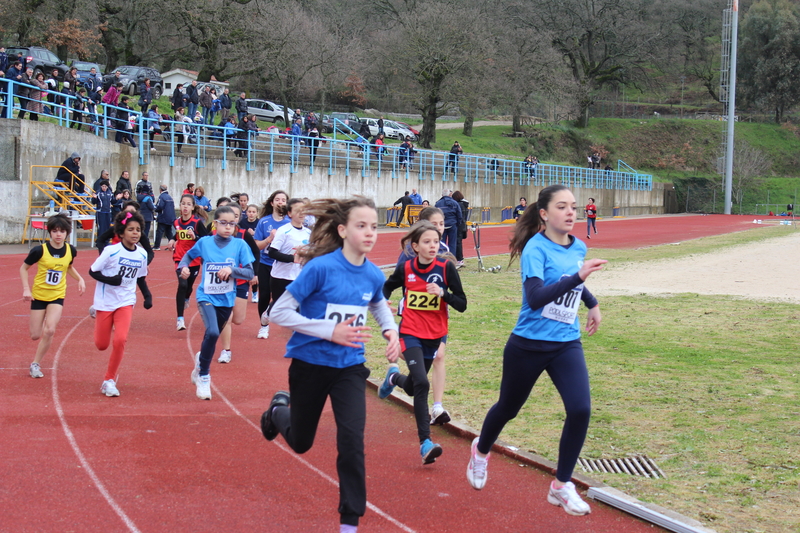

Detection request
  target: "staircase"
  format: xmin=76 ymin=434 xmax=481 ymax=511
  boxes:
xmin=24 ymin=165 xmax=96 ymax=243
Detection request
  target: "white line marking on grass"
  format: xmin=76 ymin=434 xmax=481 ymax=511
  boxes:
xmin=52 ymin=318 xmax=142 ymax=533
xmin=186 ymin=313 xmax=417 ymax=533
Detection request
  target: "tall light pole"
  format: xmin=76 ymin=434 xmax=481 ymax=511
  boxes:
xmin=723 ymin=0 xmax=739 ymax=215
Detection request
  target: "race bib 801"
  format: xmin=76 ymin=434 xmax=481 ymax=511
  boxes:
xmin=542 ymin=285 xmax=583 ymax=324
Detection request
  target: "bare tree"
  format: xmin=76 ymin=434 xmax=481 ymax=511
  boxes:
xmin=732 ymin=141 xmax=770 ymax=213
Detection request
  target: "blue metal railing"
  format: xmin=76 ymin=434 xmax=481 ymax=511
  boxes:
xmin=1 ymin=81 xmax=652 ymax=190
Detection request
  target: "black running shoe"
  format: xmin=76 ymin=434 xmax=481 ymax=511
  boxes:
xmin=261 ymin=391 xmax=290 ymax=441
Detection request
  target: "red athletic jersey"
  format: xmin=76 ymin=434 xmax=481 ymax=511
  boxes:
xmin=586 ymin=204 xmax=597 ymax=219
xmin=173 ymin=215 xmax=203 ymax=266
xmin=398 ymin=257 xmax=449 ymax=339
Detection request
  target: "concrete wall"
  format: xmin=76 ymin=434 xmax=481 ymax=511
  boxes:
xmin=0 ymin=119 xmax=668 ymax=243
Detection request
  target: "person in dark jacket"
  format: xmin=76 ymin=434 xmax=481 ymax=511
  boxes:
xmin=92 ymin=181 xmax=114 ymax=236
xmin=235 ymin=92 xmax=248 ymax=122
xmin=445 ymin=141 xmax=463 ymax=174
xmin=393 ymin=191 xmax=414 ymax=225
xmin=114 ymin=96 xmax=137 ymax=147
xmin=137 ymin=190 xmax=156 ymax=239
xmin=115 ymin=170 xmax=132 ymax=195
xmin=92 ymin=169 xmax=111 ymax=193
xmin=218 ymin=87 xmax=232 ymax=125
xmin=153 ymin=184 xmax=176 ymax=249
xmin=451 ymin=190 xmax=469 ymax=266
xmin=434 ymin=188 xmax=462 ymax=251
xmin=185 ymin=80 xmax=199 ymax=118
xmin=171 ymin=83 xmax=186 ymax=111
xmin=235 ymin=114 xmax=258 ymax=158
xmin=55 ymin=152 xmax=86 ymax=194
xmin=138 ymin=78 xmax=153 ymax=115
xmin=199 ymin=84 xmax=213 ymax=125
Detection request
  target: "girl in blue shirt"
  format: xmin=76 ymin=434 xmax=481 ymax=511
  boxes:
xmin=261 ymin=197 xmax=400 ymax=533
xmin=177 ymin=206 xmax=255 ymax=400
xmin=253 ymin=190 xmax=289 ymax=338
xmin=466 ymin=185 xmax=606 ymax=517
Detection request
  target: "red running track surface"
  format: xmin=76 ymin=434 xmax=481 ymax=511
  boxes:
xmin=1 ymin=214 xmax=759 ymax=532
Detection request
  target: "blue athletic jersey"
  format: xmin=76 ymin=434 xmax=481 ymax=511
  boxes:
xmin=512 ymin=232 xmax=587 ymax=342
xmin=182 ymin=236 xmax=255 ymax=308
xmin=284 ymin=248 xmax=387 ymax=368
xmin=253 ymin=215 xmax=290 ymax=266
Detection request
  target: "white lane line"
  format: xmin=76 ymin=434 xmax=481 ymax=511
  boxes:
xmin=52 ymin=318 xmax=142 ymax=533
xmin=186 ymin=313 xmax=417 ymax=533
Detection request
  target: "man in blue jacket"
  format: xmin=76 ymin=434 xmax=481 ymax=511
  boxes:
xmin=291 ymin=118 xmax=303 ymax=165
xmin=153 ymin=184 xmax=176 ymax=250
xmin=435 ymin=188 xmax=462 ymax=251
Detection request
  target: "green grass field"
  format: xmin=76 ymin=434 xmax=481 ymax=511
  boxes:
xmin=366 ymin=226 xmax=800 ymax=533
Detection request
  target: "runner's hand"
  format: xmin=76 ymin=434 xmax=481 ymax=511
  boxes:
xmin=585 ymin=306 xmax=602 ymax=336
xmin=331 ymin=315 xmax=372 ymax=348
xmin=384 ymin=330 xmax=400 ymax=362
xmin=578 ymin=258 xmax=607 ymax=281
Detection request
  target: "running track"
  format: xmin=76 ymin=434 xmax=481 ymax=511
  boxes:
xmin=0 ymin=215 xmax=767 ymax=532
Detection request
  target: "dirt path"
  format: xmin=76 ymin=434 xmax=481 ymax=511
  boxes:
xmin=590 ymin=231 xmax=800 ymax=303
xmin=436 ymin=120 xmax=512 ymax=129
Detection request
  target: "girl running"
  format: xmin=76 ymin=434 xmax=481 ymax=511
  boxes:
xmin=260 ymin=197 xmax=400 ymax=533
xmin=466 ymin=185 xmax=606 ymax=516
xmin=585 ymin=197 xmax=598 ymax=239
xmin=241 ymin=203 xmax=261 ymax=303
xmin=168 ymin=194 xmax=209 ymax=331
xmin=20 ymin=214 xmax=86 ymax=378
xmin=253 ymin=190 xmax=289 ymax=339
xmin=396 ymin=207 xmax=453 ymax=426
xmin=266 ymin=198 xmax=311 ymax=316
xmin=216 ymin=204 xmax=260 ymax=364
xmin=381 ymin=220 xmax=467 ymax=463
xmin=89 ymin=211 xmax=152 ymax=397
xmin=177 ymin=206 xmax=255 ymax=399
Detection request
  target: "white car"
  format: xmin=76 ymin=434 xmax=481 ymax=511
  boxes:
xmin=360 ymin=118 xmax=405 ymax=140
xmin=247 ymin=99 xmax=289 ymax=124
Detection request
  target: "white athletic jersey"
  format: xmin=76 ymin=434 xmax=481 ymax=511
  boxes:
xmin=269 ymin=224 xmax=311 ymax=281
xmin=91 ymin=242 xmax=148 ymax=312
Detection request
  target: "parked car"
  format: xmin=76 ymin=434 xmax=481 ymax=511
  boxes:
xmin=71 ymin=61 xmax=104 ymax=86
xmin=392 ymin=121 xmax=418 ymax=141
xmin=4 ymin=46 xmax=68 ymax=81
xmin=328 ymin=112 xmax=362 ymax=134
xmin=360 ymin=117 xmax=406 ymax=140
xmin=247 ymin=99 xmax=288 ymax=123
xmin=320 ymin=114 xmax=333 ymax=133
xmin=102 ymin=66 xmax=163 ymax=98
xmin=395 ymin=121 xmax=420 ymax=136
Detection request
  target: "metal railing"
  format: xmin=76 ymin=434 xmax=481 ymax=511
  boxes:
xmin=1 ymin=81 xmax=652 ymax=190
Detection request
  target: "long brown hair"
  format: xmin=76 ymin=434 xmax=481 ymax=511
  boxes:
xmin=297 ymin=196 xmax=376 ymax=264
xmin=180 ymin=193 xmax=208 ymax=221
xmin=509 ymin=184 xmax=568 ymax=264
xmin=400 ymin=220 xmax=456 ymax=264
xmin=260 ymin=189 xmax=288 ymax=218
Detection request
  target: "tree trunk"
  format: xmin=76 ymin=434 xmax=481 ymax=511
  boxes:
xmin=419 ymin=94 xmax=438 ymax=148
xmin=512 ymin=111 xmax=521 ymax=132
xmin=462 ymin=114 xmax=474 ymax=137
xmin=576 ymin=100 xmax=590 ymax=128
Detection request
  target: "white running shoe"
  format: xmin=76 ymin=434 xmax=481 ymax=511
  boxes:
xmin=260 ymin=310 xmax=270 ymax=327
xmin=176 ymin=317 xmax=186 ymax=331
xmin=29 ymin=362 xmax=44 ymax=378
xmin=430 ymin=404 xmax=451 ymax=426
xmin=257 ymin=325 xmax=270 ymax=339
xmin=251 ymin=292 xmax=259 ymax=303
xmin=191 ymin=352 xmax=200 ymax=384
xmin=467 ymin=437 xmax=489 ymax=490
xmin=218 ymin=349 xmax=231 ymax=364
xmin=196 ymin=374 xmax=211 ymax=400
xmin=89 ymin=305 xmax=96 ymax=319
xmin=101 ymin=379 xmax=120 ymax=397
xmin=547 ymin=481 xmax=591 ymax=516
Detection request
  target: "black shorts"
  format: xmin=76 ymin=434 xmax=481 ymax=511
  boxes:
xmin=235 ymin=283 xmax=249 ymax=299
xmin=31 ymin=298 xmax=64 ymax=310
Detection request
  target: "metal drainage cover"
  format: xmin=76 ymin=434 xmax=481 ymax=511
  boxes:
xmin=578 ymin=455 xmax=665 ymax=478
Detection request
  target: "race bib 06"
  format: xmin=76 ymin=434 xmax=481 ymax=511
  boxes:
xmin=405 ymin=290 xmax=440 ymax=311
xmin=325 ymin=303 xmax=368 ymax=327
xmin=542 ymin=285 xmax=583 ymax=324
xmin=176 ymin=228 xmax=195 ymax=240
xmin=203 ymin=262 xmax=234 ymax=295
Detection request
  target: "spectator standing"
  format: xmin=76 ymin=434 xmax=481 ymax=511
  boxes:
xmin=137 ymin=189 xmax=156 ymax=239
xmin=46 ymin=69 xmax=61 ymax=118
xmin=6 ymin=61 xmax=25 ymax=115
xmin=135 ymin=171 xmax=154 ymax=200
xmin=0 ymin=47 xmax=7 ymax=74
xmin=27 ymin=71 xmax=46 ymax=121
xmin=451 ymin=190 xmax=469 ymax=267
xmin=138 ymin=78 xmax=153 ymax=115
xmin=373 ymin=133 xmax=385 ymax=162
xmin=199 ymin=84 xmax=213 ymax=125
xmin=218 ymin=87 xmax=232 ymax=125
xmin=209 ymin=88 xmax=220 ymax=127
xmin=185 ymin=80 xmax=199 ymax=119
xmin=114 ymin=96 xmax=136 ymax=147
xmin=398 ymin=138 xmax=410 ymax=170
xmin=146 ymin=105 xmax=163 ymax=150
xmin=377 ymin=116 xmax=385 ymax=135
xmin=183 ymin=183 xmax=195 ymax=195
xmin=0 ymin=70 xmax=7 ymax=118
xmin=85 ymin=67 xmax=102 ymax=99
xmin=171 ymin=83 xmax=186 ymax=111
xmin=409 ymin=188 xmax=422 ymax=205
xmin=434 ymin=188 xmax=462 ymax=252
xmin=92 ymin=181 xmax=114 ymax=236
xmin=102 ymin=82 xmax=123 ymax=120
xmin=154 ymin=184 xmax=176 ymax=249
xmin=307 ymin=125 xmax=323 ymax=164
xmin=115 ymin=171 xmax=132 ymax=195
xmin=290 ymin=117 xmax=303 ymax=164
xmin=174 ymin=107 xmax=186 ymax=153
xmin=16 ymin=67 xmax=32 ymax=119
xmin=235 ymin=92 xmax=248 ymax=122
xmin=514 ymin=197 xmax=527 ymax=219
xmin=194 ymin=186 xmax=212 ymax=212
xmin=445 ymin=141 xmax=463 ymax=174
xmin=102 ymin=70 xmax=122 ymax=92
xmin=393 ymin=191 xmax=414 ymax=226
xmin=71 ymin=88 xmax=87 ymax=130
xmin=92 ymin=169 xmax=111 ymax=193
xmin=55 ymin=152 xmax=86 ymax=194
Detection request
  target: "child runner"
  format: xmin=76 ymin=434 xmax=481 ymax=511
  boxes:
xmin=266 ymin=198 xmax=311 ymax=316
xmin=260 ymin=197 xmax=400 ymax=533
xmin=89 ymin=211 xmax=152 ymax=397
xmin=20 ymin=214 xmax=86 ymax=378
xmin=178 ymin=206 xmax=255 ymax=399
xmin=585 ymin=197 xmax=598 ymax=239
xmin=253 ymin=190 xmax=289 ymax=339
xmin=466 ymin=185 xmax=606 ymax=516
xmin=216 ymin=204 xmax=260 ymax=364
xmin=241 ymin=203 xmax=261 ymax=303
xmin=168 ymin=194 xmax=209 ymax=331
xmin=380 ymin=220 xmax=467 ymax=463
xmin=396 ymin=206 xmax=453 ymax=425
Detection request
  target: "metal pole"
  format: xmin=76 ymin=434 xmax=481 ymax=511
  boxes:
xmin=680 ymin=76 xmax=685 ymax=119
xmin=723 ymin=0 xmax=739 ymax=214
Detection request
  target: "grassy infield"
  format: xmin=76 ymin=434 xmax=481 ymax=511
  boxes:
xmin=365 ymin=225 xmax=800 ymax=533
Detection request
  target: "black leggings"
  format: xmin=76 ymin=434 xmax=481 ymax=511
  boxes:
xmin=256 ymin=262 xmax=272 ymax=318
xmin=395 ymin=347 xmax=434 ymax=443
xmin=267 ymin=276 xmax=292 ymax=316
xmin=477 ymin=335 xmax=591 ymax=483
xmin=272 ymin=359 xmax=370 ymax=527
xmin=176 ymin=265 xmax=200 ymax=317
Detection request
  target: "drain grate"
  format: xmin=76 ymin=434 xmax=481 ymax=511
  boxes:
xmin=578 ymin=455 xmax=665 ymax=478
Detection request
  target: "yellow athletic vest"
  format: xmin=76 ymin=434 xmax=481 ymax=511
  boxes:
xmin=31 ymin=244 xmax=73 ymax=301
